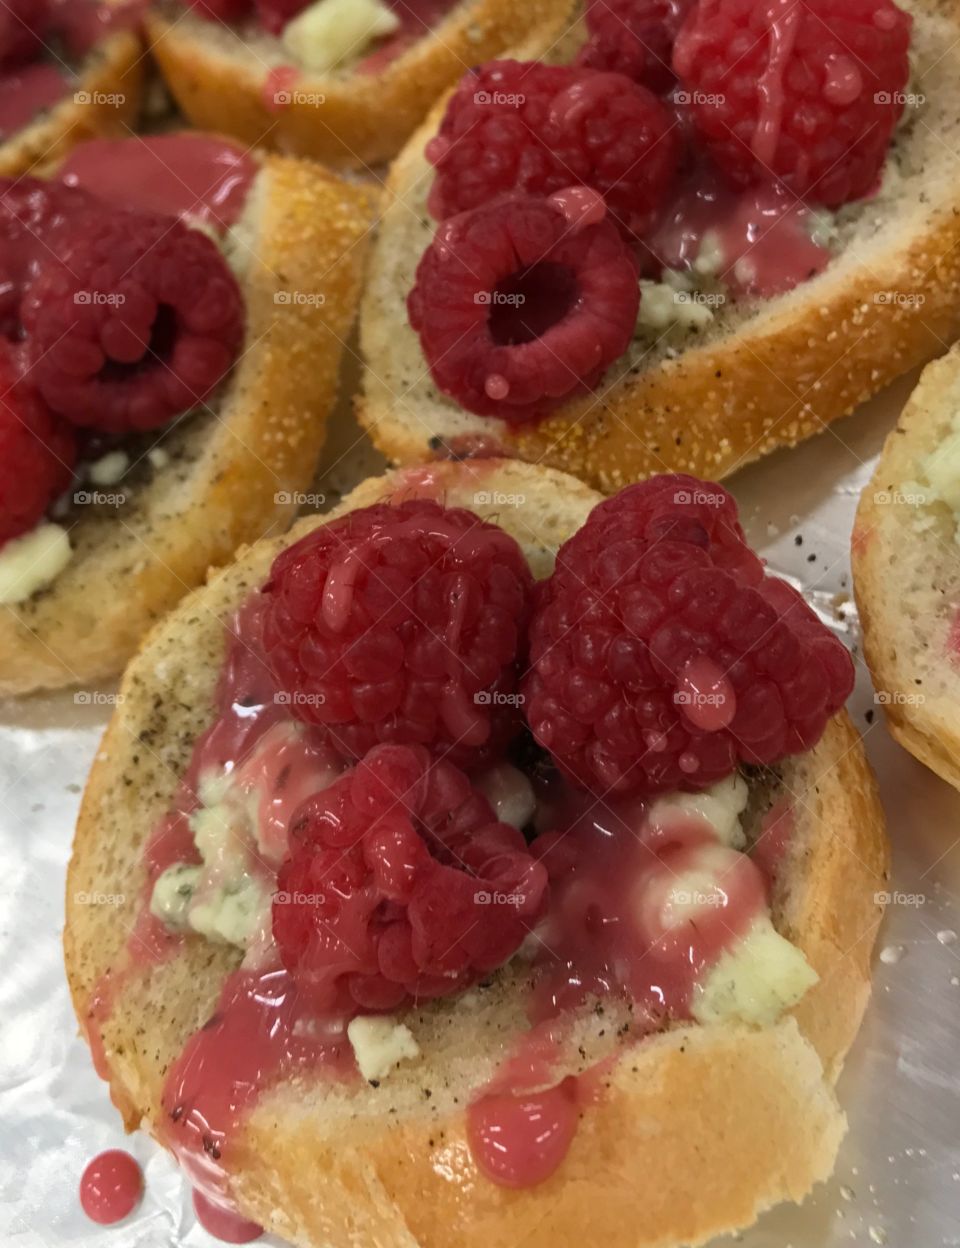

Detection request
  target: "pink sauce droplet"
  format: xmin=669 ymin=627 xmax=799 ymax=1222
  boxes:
xmin=262 ymin=65 xmax=300 ymax=112
xmin=193 ymin=1190 xmax=263 ymax=1244
xmin=80 ymin=1150 xmax=143 ymax=1225
xmin=467 ymin=1078 xmax=580 ymax=1188
xmin=822 ymin=54 xmax=863 ymax=106
xmin=676 ymin=656 xmax=736 ymax=731
xmin=548 ymin=186 xmax=607 ymax=231
xmin=485 ymin=374 xmax=510 ymax=401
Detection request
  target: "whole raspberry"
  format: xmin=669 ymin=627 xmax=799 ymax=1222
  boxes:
xmin=0 ymin=345 xmax=76 ymax=546
xmin=522 ymin=476 xmax=854 ymax=795
xmin=408 ymin=195 xmax=639 ymax=423
xmin=273 ymin=744 xmax=549 ymax=1011
xmin=21 ymin=211 xmax=245 ymax=434
xmin=186 ymin=0 xmax=251 ymax=20
xmin=0 ymin=179 xmax=101 ymax=337
xmin=426 ymin=60 xmax=680 ymax=242
xmin=256 ymin=0 xmax=310 ymax=33
xmin=0 ymin=0 xmax=51 ymax=69
xmin=576 ymin=0 xmax=694 ymax=94
xmin=672 ymin=0 xmax=912 ymax=206
xmin=263 ymin=498 xmax=533 ymax=765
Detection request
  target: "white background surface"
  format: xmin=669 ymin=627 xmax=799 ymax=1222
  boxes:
xmin=1 ymin=385 xmax=959 ymax=1248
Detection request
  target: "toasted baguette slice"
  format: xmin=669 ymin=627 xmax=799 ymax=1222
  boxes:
xmin=65 ymin=458 xmax=888 ymax=1248
xmin=358 ymin=0 xmax=960 ymax=493
xmin=0 ymin=24 xmax=145 ymax=177
xmin=0 ymin=146 xmax=379 ymax=696
xmin=145 ymin=0 xmax=577 ymax=170
xmin=853 ymin=345 xmax=960 ymax=791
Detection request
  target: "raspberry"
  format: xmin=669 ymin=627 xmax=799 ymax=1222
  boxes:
xmin=0 ymin=179 xmax=101 ymax=337
xmin=273 ymin=744 xmax=548 ymax=1011
xmin=0 ymin=345 xmax=76 ymax=546
xmin=672 ymin=0 xmax=912 ymax=206
xmin=0 ymin=0 xmax=51 ymax=68
xmin=263 ymin=498 xmax=533 ymax=765
xmin=522 ymin=476 xmax=854 ymax=795
xmin=408 ymin=195 xmax=639 ymax=423
xmin=21 ymin=211 xmax=245 ymax=434
xmin=255 ymin=0 xmax=310 ymax=33
xmin=426 ymin=60 xmax=680 ymax=242
xmin=576 ymin=0 xmax=693 ymax=94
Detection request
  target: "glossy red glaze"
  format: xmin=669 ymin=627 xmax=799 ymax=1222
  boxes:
xmin=0 ymin=64 xmax=68 ymax=138
xmin=648 ymin=164 xmax=832 ymax=298
xmin=193 ymin=1190 xmax=263 ymax=1243
xmin=80 ymin=1150 xmax=143 ymax=1225
xmin=58 ymin=134 xmax=256 ymax=228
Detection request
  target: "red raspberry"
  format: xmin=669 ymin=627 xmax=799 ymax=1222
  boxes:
xmin=255 ymin=0 xmax=310 ymax=33
xmin=263 ymin=498 xmax=533 ymax=765
xmin=408 ymin=195 xmax=639 ymax=423
xmin=0 ymin=0 xmax=51 ymax=68
xmin=576 ymin=0 xmax=694 ymax=94
xmin=21 ymin=211 xmax=245 ymax=434
xmin=186 ymin=0 xmax=251 ymax=20
xmin=426 ymin=60 xmax=680 ymax=242
xmin=0 ymin=345 xmax=76 ymax=546
xmin=0 ymin=179 xmax=101 ymax=336
xmin=672 ymin=0 xmax=912 ymax=206
xmin=522 ymin=476 xmax=854 ymax=796
xmin=273 ymin=744 xmax=548 ymax=1012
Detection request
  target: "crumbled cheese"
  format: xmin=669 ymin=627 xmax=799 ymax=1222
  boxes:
xmin=150 ymin=863 xmax=202 ymax=929
xmin=475 ymin=762 xmax=536 ymax=831
xmin=637 ymin=268 xmax=719 ymax=332
xmin=648 ymin=773 xmax=749 ymax=849
xmin=282 ymin=0 xmax=400 ymax=74
xmin=914 ymin=417 xmax=960 ymax=520
xmin=147 ymin=447 xmax=170 ymax=470
xmin=347 ymin=1016 xmax=421 ymax=1082
xmin=692 ymin=914 xmax=818 ymax=1026
xmin=87 ymin=450 xmax=129 ymax=486
xmin=0 ymin=524 xmax=72 ymax=604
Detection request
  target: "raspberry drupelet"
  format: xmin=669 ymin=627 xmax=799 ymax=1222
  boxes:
xmin=426 ymin=59 xmax=680 ymax=242
xmin=576 ymin=0 xmax=694 ymax=94
xmin=523 ymin=476 xmax=854 ymax=796
xmin=672 ymin=0 xmax=912 ymax=205
xmin=262 ymin=498 xmax=533 ymax=765
xmin=273 ymin=744 xmax=549 ymax=1011
xmin=20 ymin=210 xmax=245 ymax=434
xmin=408 ymin=194 xmax=640 ymax=423
xmin=0 ymin=345 xmax=76 ymax=546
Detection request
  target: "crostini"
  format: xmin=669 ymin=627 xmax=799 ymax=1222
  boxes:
xmin=66 ymin=457 xmax=888 ymax=1248
xmin=0 ymin=0 xmax=145 ymax=176
xmin=146 ymin=0 xmax=578 ymax=168
xmin=0 ymin=131 xmax=378 ymax=695
xmin=359 ymin=0 xmax=960 ymax=492
xmin=854 ymin=344 xmax=960 ymax=791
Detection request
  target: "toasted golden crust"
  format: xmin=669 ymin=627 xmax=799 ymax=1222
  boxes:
xmin=0 ymin=31 xmax=145 ymax=177
xmin=0 ymin=154 xmax=379 ymax=695
xmin=65 ymin=458 xmax=887 ymax=1248
xmin=358 ymin=0 xmax=960 ymax=493
xmin=144 ymin=0 xmax=577 ymax=170
xmin=853 ymin=345 xmax=960 ymax=792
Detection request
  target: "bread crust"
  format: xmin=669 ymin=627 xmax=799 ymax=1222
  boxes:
xmin=357 ymin=0 xmax=960 ymax=493
xmin=0 ymin=30 xmax=145 ymax=177
xmin=0 ymin=153 xmax=379 ymax=695
xmin=853 ymin=345 xmax=960 ymax=792
xmin=65 ymin=458 xmax=888 ymax=1248
xmin=144 ymin=0 xmax=577 ymax=170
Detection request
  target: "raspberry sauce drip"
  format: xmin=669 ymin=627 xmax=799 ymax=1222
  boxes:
xmin=58 ymin=134 xmax=256 ymax=229
xmin=647 ymin=164 xmax=832 ymax=298
xmin=193 ymin=1191 xmax=263 ymax=1243
xmin=160 ymin=967 xmax=351 ymax=1199
xmin=468 ymin=1080 xmax=580 ymax=1188
xmin=79 ymin=1150 xmax=143 ymax=1224
xmin=0 ymin=65 xmax=68 ymax=139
